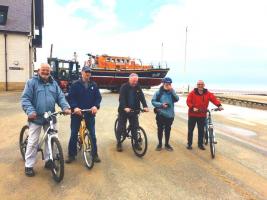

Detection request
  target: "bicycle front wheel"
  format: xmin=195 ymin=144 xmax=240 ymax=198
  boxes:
xmin=19 ymin=125 xmax=29 ymax=161
xmin=114 ymin=118 xmax=127 ymax=143
xmin=209 ymin=128 xmax=215 ymax=159
xmin=131 ymin=126 xmax=148 ymax=157
xmin=51 ymin=137 xmax=64 ymax=182
xmin=82 ymin=130 xmax=94 ymax=169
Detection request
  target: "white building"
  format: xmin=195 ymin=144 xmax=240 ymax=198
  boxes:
xmin=0 ymin=0 xmax=43 ymax=91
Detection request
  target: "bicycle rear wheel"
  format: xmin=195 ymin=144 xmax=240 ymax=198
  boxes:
xmin=50 ymin=137 xmax=64 ymax=182
xmin=82 ymin=130 xmax=94 ymax=169
xmin=131 ymin=126 xmax=148 ymax=157
xmin=19 ymin=125 xmax=29 ymax=161
xmin=209 ymin=128 xmax=215 ymax=159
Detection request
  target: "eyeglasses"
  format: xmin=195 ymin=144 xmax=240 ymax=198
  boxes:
xmin=197 ymin=84 xmax=204 ymax=85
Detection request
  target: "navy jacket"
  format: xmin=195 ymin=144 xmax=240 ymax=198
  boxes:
xmin=68 ymin=79 xmax=102 ymax=111
xmin=118 ymin=82 xmax=148 ymax=113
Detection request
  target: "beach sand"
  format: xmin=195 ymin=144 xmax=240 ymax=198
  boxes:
xmin=0 ymin=91 xmax=266 ymax=200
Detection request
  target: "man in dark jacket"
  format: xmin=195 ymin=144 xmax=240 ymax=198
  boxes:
xmin=186 ymin=80 xmax=223 ymax=150
xmin=116 ymin=73 xmax=149 ymax=152
xmin=66 ymin=66 xmax=102 ymax=163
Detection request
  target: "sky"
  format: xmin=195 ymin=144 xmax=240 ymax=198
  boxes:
xmin=37 ymin=0 xmax=267 ymax=91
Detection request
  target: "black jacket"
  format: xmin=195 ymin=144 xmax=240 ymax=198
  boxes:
xmin=118 ymin=82 xmax=148 ymax=112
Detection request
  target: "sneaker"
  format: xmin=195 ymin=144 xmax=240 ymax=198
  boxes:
xmin=65 ymin=156 xmax=75 ymax=164
xmin=155 ymin=144 xmax=162 ymax=151
xmin=93 ymin=155 xmax=101 ymax=163
xmin=186 ymin=145 xmax=192 ymax=150
xmin=198 ymin=145 xmax=206 ymax=150
xmin=117 ymin=143 xmax=123 ymax=152
xmin=44 ymin=160 xmax=53 ymax=170
xmin=165 ymin=144 xmax=174 ymax=151
xmin=25 ymin=167 xmax=35 ymax=177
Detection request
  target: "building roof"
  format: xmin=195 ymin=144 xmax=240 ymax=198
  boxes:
xmin=0 ymin=0 xmax=32 ymax=33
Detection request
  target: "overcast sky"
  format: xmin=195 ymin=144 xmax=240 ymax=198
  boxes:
xmin=37 ymin=0 xmax=267 ymax=90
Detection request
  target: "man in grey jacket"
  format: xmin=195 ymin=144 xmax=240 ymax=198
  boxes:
xmin=21 ymin=63 xmax=71 ymax=177
xmin=151 ymin=77 xmax=179 ymax=151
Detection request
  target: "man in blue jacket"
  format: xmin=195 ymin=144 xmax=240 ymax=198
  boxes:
xmin=21 ymin=63 xmax=71 ymax=177
xmin=151 ymin=77 xmax=179 ymax=151
xmin=66 ymin=66 xmax=102 ymax=163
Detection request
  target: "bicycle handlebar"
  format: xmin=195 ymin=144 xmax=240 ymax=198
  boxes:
xmin=81 ymin=109 xmax=92 ymax=113
xmin=44 ymin=111 xmax=64 ymax=119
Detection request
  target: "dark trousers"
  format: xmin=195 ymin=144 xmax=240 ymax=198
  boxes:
xmin=68 ymin=114 xmax=97 ymax=157
xmin=116 ymin=112 xmax=139 ymax=143
xmin=156 ymin=114 xmax=174 ymax=146
xmin=187 ymin=116 xmax=206 ymax=146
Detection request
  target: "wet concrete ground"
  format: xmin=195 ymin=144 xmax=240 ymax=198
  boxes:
xmin=0 ymin=91 xmax=266 ymax=200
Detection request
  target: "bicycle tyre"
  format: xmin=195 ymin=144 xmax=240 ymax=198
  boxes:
xmin=51 ymin=137 xmax=64 ymax=182
xmin=82 ymin=130 xmax=94 ymax=169
xmin=19 ymin=125 xmax=29 ymax=161
xmin=131 ymin=126 xmax=148 ymax=157
xmin=209 ymin=128 xmax=215 ymax=159
xmin=114 ymin=118 xmax=127 ymax=143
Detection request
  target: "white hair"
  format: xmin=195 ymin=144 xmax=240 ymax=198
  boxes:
xmin=129 ymin=73 xmax=138 ymax=78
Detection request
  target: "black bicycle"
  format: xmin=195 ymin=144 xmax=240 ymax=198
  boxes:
xmin=204 ymin=108 xmax=221 ymax=159
xmin=114 ymin=109 xmax=148 ymax=157
xmin=19 ymin=111 xmax=66 ymax=182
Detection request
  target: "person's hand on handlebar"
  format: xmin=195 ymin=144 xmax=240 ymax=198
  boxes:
xmin=143 ymin=107 xmax=149 ymax=112
xmin=218 ymin=106 xmax=224 ymax=111
xmin=74 ymin=107 xmax=82 ymax=116
xmin=91 ymin=106 xmax=98 ymax=114
xmin=28 ymin=112 xmax=37 ymax=120
xmin=63 ymin=108 xmax=71 ymax=115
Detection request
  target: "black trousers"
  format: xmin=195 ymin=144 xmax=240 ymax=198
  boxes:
xmin=187 ymin=116 xmax=206 ymax=146
xmin=116 ymin=112 xmax=139 ymax=143
xmin=156 ymin=114 xmax=174 ymax=146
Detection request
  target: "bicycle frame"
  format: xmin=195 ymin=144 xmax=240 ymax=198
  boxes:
xmin=37 ymin=113 xmax=60 ymax=161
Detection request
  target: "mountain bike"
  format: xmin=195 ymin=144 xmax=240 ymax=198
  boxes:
xmin=19 ymin=111 xmax=65 ymax=182
xmin=114 ymin=109 xmax=148 ymax=157
xmin=203 ymin=108 xmax=221 ymax=159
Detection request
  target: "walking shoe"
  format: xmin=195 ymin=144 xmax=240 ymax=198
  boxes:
xmin=165 ymin=144 xmax=174 ymax=151
xmin=25 ymin=167 xmax=35 ymax=177
xmin=186 ymin=145 xmax=192 ymax=150
xmin=65 ymin=156 xmax=75 ymax=164
xmin=93 ymin=155 xmax=101 ymax=163
xmin=155 ymin=144 xmax=162 ymax=151
xmin=44 ymin=160 xmax=53 ymax=170
xmin=198 ymin=145 xmax=206 ymax=150
xmin=117 ymin=143 xmax=123 ymax=152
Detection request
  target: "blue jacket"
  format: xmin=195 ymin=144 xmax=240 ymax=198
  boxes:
xmin=151 ymin=87 xmax=179 ymax=118
xmin=68 ymin=79 xmax=102 ymax=111
xmin=21 ymin=75 xmax=70 ymax=125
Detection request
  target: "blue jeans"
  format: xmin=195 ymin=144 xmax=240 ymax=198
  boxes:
xmin=68 ymin=114 xmax=97 ymax=157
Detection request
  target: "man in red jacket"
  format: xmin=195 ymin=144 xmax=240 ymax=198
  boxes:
xmin=186 ymin=80 xmax=223 ymax=150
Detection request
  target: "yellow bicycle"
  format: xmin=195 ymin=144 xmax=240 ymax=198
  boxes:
xmin=76 ymin=109 xmax=94 ymax=169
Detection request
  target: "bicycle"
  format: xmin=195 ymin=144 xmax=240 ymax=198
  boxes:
xmin=203 ymin=108 xmax=221 ymax=159
xmin=76 ymin=109 xmax=94 ymax=169
xmin=114 ymin=109 xmax=148 ymax=157
xmin=19 ymin=111 xmax=65 ymax=182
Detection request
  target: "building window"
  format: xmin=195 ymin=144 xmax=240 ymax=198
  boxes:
xmin=0 ymin=5 xmax=8 ymax=25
